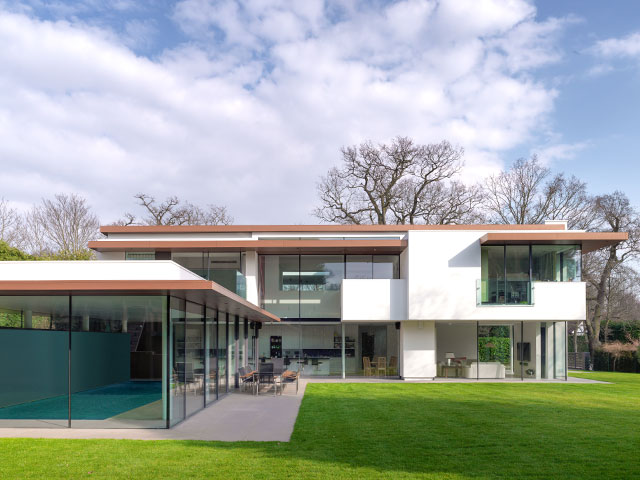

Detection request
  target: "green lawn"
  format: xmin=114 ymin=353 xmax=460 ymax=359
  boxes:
xmin=1 ymin=371 xmax=639 ymax=479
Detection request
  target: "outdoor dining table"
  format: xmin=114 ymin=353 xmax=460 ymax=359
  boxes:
xmin=255 ymin=371 xmax=283 ymax=396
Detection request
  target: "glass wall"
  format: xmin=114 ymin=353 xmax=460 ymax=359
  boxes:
xmin=218 ymin=313 xmax=228 ymax=394
xmin=0 ymin=296 xmax=69 ymax=428
xmin=532 ymin=245 xmax=581 ymax=282
xmin=345 ymin=255 xmax=399 ymax=279
xmin=480 ymin=246 xmax=505 ymax=304
xmin=71 ymin=296 xmax=166 ymax=428
xmin=257 ymin=322 xmax=399 ymax=377
xmin=204 ymin=308 xmax=217 ymax=404
xmin=505 ymin=246 xmax=530 ymax=304
xmin=0 ymin=296 xmax=168 ymax=428
xmin=171 ymin=252 xmax=246 ymax=297
xmin=170 ymin=298 xmax=186 ymax=426
xmin=435 ymin=321 xmax=567 ymax=380
xmin=260 ymin=254 xmax=400 ymax=319
xmin=300 ymin=255 xmax=344 ymax=319
xmin=185 ymin=302 xmax=204 ymax=417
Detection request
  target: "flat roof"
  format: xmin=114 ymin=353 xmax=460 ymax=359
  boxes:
xmin=480 ymin=232 xmax=629 ymax=253
xmin=99 ymin=223 xmax=568 ymax=234
xmin=89 ymin=239 xmax=408 ymax=254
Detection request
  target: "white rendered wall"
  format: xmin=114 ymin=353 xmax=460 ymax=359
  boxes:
xmin=0 ymin=261 xmax=203 ymax=281
xmin=406 ymin=230 xmax=586 ymax=322
xmin=341 ymin=279 xmax=407 ymax=321
xmin=244 ymin=251 xmax=259 ymax=306
xmin=400 ymin=321 xmax=436 ymax=379
xmin=435 ymin=323 xmax=477 ymax=362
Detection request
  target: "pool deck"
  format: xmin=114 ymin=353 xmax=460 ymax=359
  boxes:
xmin=0 ymin=375 xmax=607 ymax=442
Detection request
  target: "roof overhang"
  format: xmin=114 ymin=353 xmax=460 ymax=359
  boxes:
xmin=88 ymin=239 xmax=408 ymax=254
xmin=479 ymin=232 xmax=628 ymax=254
xmin=0 ymin=279 xmax=279 ymax=323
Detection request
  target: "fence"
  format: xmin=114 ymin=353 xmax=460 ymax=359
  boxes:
xmin=568 ymin=352 xmax=590 ymax=370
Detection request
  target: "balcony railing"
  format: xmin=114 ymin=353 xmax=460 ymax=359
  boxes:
xmin=476 ymin=279 xmax=534 ymax=306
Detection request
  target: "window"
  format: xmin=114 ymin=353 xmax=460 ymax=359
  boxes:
xmin=532 ymin=245 xmax=581 ymax=282
xmin=125 ymin=252 xmax=155 ymax=260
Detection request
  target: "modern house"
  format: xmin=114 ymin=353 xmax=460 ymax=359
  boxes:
xmin=0 ymin=222 xmax=626 ymax=428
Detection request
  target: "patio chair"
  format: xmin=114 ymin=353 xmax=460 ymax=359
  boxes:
xmin=239 ymin=366 xmax=257 ymax=393
xmin=280 ymin=368 xmax=300 ymax=395
xmin=271 ymin=357 xmax=285 ymax=375
xmin=375 ymin=356 xmax=387 ymax=376
xmin=363 ymin=356 xmax=374 ymax=377
xmin=258 ymin=362 xmax=277 ymax=396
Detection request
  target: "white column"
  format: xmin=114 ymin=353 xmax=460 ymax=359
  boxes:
xmin=244 ymin=251 xmax=259 ymax=306
xmin=24 ymin=310 xmax=32 ymax=329
xmin=400 ymin=320 xmax=436 ymax=380
xmin=341 ymin=323 xmax=346 ymax=379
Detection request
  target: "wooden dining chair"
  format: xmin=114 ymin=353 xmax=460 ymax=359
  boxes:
xmin=376 ymin=356 xmax=387 ymax=376
xmin=363 ymin=356 xmax=374 ymax=377
xmin=388 ymin=356 xmax=398 ymax=376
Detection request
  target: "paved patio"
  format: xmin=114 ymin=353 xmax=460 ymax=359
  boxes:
xmin=0 ymin=375 xmax=607 ymax=442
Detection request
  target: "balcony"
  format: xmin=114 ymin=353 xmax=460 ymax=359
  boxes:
xmin=341 ymin=279 xmax=406 ymax=321
xmin=476 ymin=280 xmax=534 ymax=306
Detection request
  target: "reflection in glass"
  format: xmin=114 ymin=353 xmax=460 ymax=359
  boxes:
xmin=480 ymin=246 xmax=505 ymax=304
xmin=170 ymin=297 xmax=185 ymax=426
xmin=373 ymin=255 xmax=400 ymax=279
xmin=259 ymin=255 xmax=300 ymax=318
xmin=71 ymin=296 xmax=166 ymax=428
xmin=300 ymin=255 xmax=344 ymax=319
xmin=506 ymin=245 xmax=530 ymax=304
xmin=185 ymin=301 xmax=204 ymax=416
xmin=532 ymin=245 xmax=581 ymax=282
xmin=205 ymin=308 xmax=217 ymax=404
xmin=478 ymin=324 xmax=512 ymax=378
xmin=218 ymin=314 xmax=227 ymax=395
xmin=0 ymin=296 xmax=69 ymax=428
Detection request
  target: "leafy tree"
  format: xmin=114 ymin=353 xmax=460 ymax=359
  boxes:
xmin=0 ymin=240 xmax=34 ymax=260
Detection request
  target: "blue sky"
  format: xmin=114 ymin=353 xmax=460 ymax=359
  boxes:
xmin=0 ymin=0 xmax=638 ymax=224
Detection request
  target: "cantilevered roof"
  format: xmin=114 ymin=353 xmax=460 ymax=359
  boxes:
xmin=0 ymin=261 xmax=279 ymax=323
xmin=88 ymin=239 xmax=408 ymax=254
xmin=479 ymin=232 xmax=629 ymax=254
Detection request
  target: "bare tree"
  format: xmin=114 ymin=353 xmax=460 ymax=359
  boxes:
xmin=314 ymin=137 xmax=472 ymax=225
xmin=15 ymin=194 xmax=99 ymax=258
xmin=483 ymin=156 xmax=597 ymax=229
xmin=118 ymin=194 xmax=233 ymax=226
xmin=0 ymin=198 xmax=20 ymax=246
xmin=583 ymin=192 xmax=640 ymax=357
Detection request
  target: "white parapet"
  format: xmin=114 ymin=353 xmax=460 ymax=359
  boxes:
xmin=341 ymin=279 xmax=407 ymax=322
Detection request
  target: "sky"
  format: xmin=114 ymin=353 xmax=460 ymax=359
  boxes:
xmin=0 ymin=0 xmax=639 ymax=225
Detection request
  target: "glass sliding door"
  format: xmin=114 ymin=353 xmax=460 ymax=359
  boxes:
xmin=70 ymin=296 xmax=166 ymax=428
xmin=169 ymin=298 xmax=185 ymax=426
xmin=218 ymin=313 xmax=228 ymax=395
xmin=205 ymin=308 xmax=217 ymax=404
xmin=259 ymin=255 xmax=300 ymax=319
xmin=185 ymin=302 xmax=204 ymax=417
xmin=505 ymin=245 xmax=530 ymax=304
xmin=0 ymin=296 xmax=69 ymax=428
xmin=478 ymin=323 xmax=512 ymax=379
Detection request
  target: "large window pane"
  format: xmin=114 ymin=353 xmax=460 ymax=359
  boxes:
xmin=218 ymin=314 xmax=227 ymax=395
xmin=350 ymin=323 xmax=399 ymax=377
xmin=70 ymin=296 xmax=166 ymax=428
xmin=373 ymin=255 xmax=400 ymax=279
xmin=185 ymin=301 xmax=204 ymax=417
xmin=506 ymin=245 xmax=530 ymax=304
xmin=480 ymin=246 xmax=505 ymax=304
xmin=346 ymin=255 xmax=372 ymax=279
xmin=260 ymin=255 xmax=300 ymax=319
xmin=205 ymin=308 xmax=217 ymax=404
xmin=532 ymin=245 xmax=581 ymax=282
xmin=300 ymin=255 xmax=344 ymax=319
xmin=0 ymin=296 xmax=69 ymax=428
xmin=170 ymin=297 xmax=185 ymax=426
xmin=172 ymin=252 xmax=206 ymax=278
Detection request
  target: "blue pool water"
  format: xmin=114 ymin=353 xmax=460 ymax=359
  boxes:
xmin=0 ymin=381 xmax=162 ymax=420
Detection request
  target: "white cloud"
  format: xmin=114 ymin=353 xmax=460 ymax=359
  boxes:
xmin=591 ymin=31 xmax=640 ymax=59
xmin=0 ymin=1 xmax=569 ymax=223
xmin=531 ymin=142 xmax=588 ymax=166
